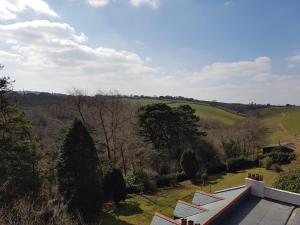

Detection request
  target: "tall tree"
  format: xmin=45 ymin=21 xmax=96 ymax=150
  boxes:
xmin=0 ymin=68 xmax=40 ymax=203
xmin=138 ymin=103 xmax=205 ymax=170
xmin=180 ymin=150 xmax=199 ymax=178
xmin=57 ymin=119 xmax=103 ymax=219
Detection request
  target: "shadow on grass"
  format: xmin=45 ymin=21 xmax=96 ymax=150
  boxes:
xmin=113 ymin=202 xmax=143 ymax=216
xmin=100 ymin=212 xmax=133 ymax=225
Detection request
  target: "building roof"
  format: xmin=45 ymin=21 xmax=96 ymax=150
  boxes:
xmin=173 ymin=200 xmax=208 ymax=218
xmin=186 ymin=186 xmax=249 ymax=224
xmin=192 ymin=190 xmax=224 ymax=206
xmin=218 ymin=196 xmax=295 ymax=225
xmin=150 ymin=174 xmax=300 ymax=225
xmin=263 ymin=142 xmax=296 ymax=151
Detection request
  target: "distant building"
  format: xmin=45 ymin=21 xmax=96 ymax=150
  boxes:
xmin=262 ymin=142 xmax=295 ymax=154
xmin=150 ymin=174 xmax=300 ymax=225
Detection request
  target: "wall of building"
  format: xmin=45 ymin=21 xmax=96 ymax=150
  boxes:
xmin=264 ymin=187 xmax=300 ymax=206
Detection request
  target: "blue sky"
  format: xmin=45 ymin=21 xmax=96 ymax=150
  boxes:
xmin=1 ymin=0 xmax=300 ymax=104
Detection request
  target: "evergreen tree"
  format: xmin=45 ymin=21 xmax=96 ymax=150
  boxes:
xmin=111 ymin=168 xmax=126 ymax=205
xmin=57 ymin=119 xmax=103 ymax=219
xmin=103 ymin=168 xmax=126 ymax=205
xmin=0 ymin=70 xmax=40 ymax=203
xmin=180 ymin=150 xmax=199 ymax=178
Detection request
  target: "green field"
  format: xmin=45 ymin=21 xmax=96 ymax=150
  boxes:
xmin=257 ymin=107 xmax=300 ymax=144
xmin=127 ymin=98 xmax=243 ymax=125
xmin=102 ymin=168 xmax=277 ymax=225
xmin=282 ymin=108 xmax=300 ymax=137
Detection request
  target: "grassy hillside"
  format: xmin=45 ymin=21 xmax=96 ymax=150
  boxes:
xmin=127 ymin=98 xmax=243 ymax=125
xmin=257 ymin=106 xmax=300 ymax=169
xmin=257 ymin=107 xmax=300 ymax=144
xmin=282 ymin=108 xmax=300 ymax=137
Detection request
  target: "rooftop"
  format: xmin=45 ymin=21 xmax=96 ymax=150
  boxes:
xmin=150 ymin=174 xmax=300 ymax=225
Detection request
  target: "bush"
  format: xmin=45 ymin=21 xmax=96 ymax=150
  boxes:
xmin=103 ymin=168 xmax=127 ymax=204
xmin=226 ymin=157 xmax=257 ymax=172
xmin=156 ymin=174 xmax=177 ymax=188
xmin=124 ymin=173 xmax=145 ymax=194
xmin=125 ymin=171 xmax=156 ymax=194
xmin=270 ymin=163 xmax=282 ymax=173
xmin=0 ymin=199 xmax=79 ymax=225
xmin=265 ymin=152 xmax=295 ymax=165
xmin=273 ymin=166 xmax=300 ymax=193
xmin=180 ymin=151 xmax=199 ymax=178
xmin=260 ymin=156 xmax=273 ymax=170
xmin=176 ymin=172 xmax=189 ymax=182
xmin=206 ymin=160 xmax=226 ymax=175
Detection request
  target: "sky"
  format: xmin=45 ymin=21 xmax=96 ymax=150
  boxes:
xmin=0 ymin=0 xmax=300 ymax=104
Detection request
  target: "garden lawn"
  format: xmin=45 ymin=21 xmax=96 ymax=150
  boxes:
xmin=102 ymin=168 xmax=277 ymax=225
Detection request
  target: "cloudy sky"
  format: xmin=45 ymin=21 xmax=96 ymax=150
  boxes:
xmin=0 ymin=0 xmax=300 ymax=104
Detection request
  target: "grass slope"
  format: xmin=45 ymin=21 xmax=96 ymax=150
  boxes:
xmin=103 ymin=168 xmax=277 ymax=225
xmin=283 ymin=108 xmax=300 ymax=137
xmin=257 ymin=107 xmax=300 ymax=144
xmin=127 ymin=98 xmax=242 ymax=125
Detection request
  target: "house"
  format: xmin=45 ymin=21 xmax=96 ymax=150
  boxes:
xmin=262 ymin=142 xmax=295 ymax=154
xmin=150 ymin=174 xmax=300 ymax=225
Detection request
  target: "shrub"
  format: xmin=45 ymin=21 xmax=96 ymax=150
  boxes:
xmin=180 ymin=151 xmax=199 ymax=178
xmin=125 ymin=171 xmax=156 ymax=194
xmin=111 ymin=169 xmax=127 ymax=204
xmin=156 ymin=174 xmax=177 ymax=188
xmin=260 ymin=156 xmax=273 ymax=170
xmin=0 ymin=199 xmax=80 ymax=225
xmin=270 ymin=163 xmax=282 ymax=173
xmin=103 ymin=168 xmax=127 ymax=204
xmin=206 ymin=160 xmax=226 ymax=175
xmin=124 ymin=173 xmax=144 ymax=194
xmin=265 ymin=152 xmax=295 ymax=165
xmin=176 ymin=172 xmax=189 ymax=182
xmin=226 ymin=157 xmax=257 ymax=172
xmin=273 ymin=166 xmax=300 ymax=193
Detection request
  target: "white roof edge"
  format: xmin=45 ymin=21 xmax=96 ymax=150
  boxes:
xmin=214 ymin=185 xmax=246 ymax=194
xmin=265 ymin=186 xmax=300 ymax=197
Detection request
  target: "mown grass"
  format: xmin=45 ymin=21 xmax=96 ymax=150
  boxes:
xmin=103 ymin=168 xmax=277 ymax=225
xmin=126 ymin=98 xmax=242 ymax=125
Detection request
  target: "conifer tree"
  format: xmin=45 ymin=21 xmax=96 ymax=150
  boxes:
xmin=111 ymin=168 xmax=126 ymax=205
xmin=0 ymin=69 xmax=40 ymax=203
xmin=57 ymin=119 xmax=103 ymax=218
xmin=103 ymin=168 xmax=126 ymax=205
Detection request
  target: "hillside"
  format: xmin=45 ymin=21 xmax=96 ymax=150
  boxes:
xmin=127 ymin=98 xmax=243 ymax=125
xmin=257 ymin=106 xmax=300 ymax=143
xmin=256 ymin=106 xmax=300 ymax=169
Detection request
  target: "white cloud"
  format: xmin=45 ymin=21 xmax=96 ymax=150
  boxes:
xmin=130 ymin=0 xmax=160 ymax=9
xmin=0 ymin=20 xmax=158 ymax=94
xmin=190 ymin=57 xmax=272 ymax=81
xmin=0 ymin=0 xmax=58 ymax=20
xmin=85 ymin=0 xmax=160 ymax=8
xmin=86 ymin=0 xmax=111 ymax=7
xmin=287 ymin=54 xmax=300 ymax=68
